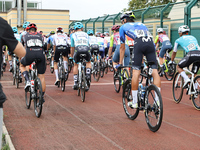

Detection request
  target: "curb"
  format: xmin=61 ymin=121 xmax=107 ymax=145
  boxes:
xmin=2 ymin=121 xmax=15 ymax=150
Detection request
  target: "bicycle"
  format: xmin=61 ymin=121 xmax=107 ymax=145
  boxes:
xmin=25 ymin=60 xmax=43 ymax=118
xmin=122 ymin=62 xmax=163 ymax=132
xmin=68 ymin=57 xmax=74 ymax=73
xmin=92 ymin=51 xmax=100 ymax=82
xmin=157 ymin=48 xmax=176 ymax=81
xmin=46 ymin=49 xmax=52 ymax=65
xmin=49 ymin=48 xmax=54 ymax=74
xmin=113 ymin=66 xmax=129 ymax=93
xmin=77 ymin=54 xmax=88 ymax=102
xmin=12 ymin=54 xmax=21 ymax=88
xmin=55 ymin=52 xmax=68 ymax=92
xmin=172 ymin=62 xmax=200 ymax=110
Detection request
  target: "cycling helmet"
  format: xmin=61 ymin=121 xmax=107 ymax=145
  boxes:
xmin=111 ymin=25 xmax=120 ymax=31
xmin=39 ymin=31 xmax=43 ymax=34
xmin=95 ymin=31 xmax=101 ymax=37
xmin=22 ymin=21 xmax=30 ymax=29
xmin=157 ymin=28 xmax=163 ymax=33
xmin=74 ymin=22 xmax=84 ymax=30
xmin=50 ymin=31 xmax=55 ymax=34
xmin=120 ymin=12 xmax=135 ymax=20
xmin=26 ymin=23 xmax=37 ymax=31
xmin=56 ymin=26 xmax=63 ymax=32
xmin=12 ymin=27 xmax=18 ymax=33
xmin=178 ymin=25 xmax=190 ymax=33
xmin=87 ymin=30 xmax=93 ymax=35
xmin=100 ymin=33 xmax=105 ymax=38
xmin=69 ymin=27 xmax=74 ymax=31
xmin=104 ymin=32 xmax=109 ymax=36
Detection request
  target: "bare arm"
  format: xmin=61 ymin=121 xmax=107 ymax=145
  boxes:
xmin=171 ymin=51 xmax=177 ymax=62
xmin=13 ymin=41 xmax=26 ymax=58
xmin=119 ymin=43 xmax=125 ymax=65
xmin=71 ymin=47 xmax=75 ymax=58
xmin=108 ymin=46 xmax=113 ymax=58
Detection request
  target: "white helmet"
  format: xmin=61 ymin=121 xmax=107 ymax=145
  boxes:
xmin=178 ymin=25 xmax=190 ymax=33
xmin=157 ymin=28 xmax=163 ymax=33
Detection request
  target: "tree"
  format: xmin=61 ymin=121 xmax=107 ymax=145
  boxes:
xmin=124 ymin=0 xmax=177 ymax=11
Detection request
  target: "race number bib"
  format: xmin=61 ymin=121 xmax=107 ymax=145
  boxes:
xmin=187 ymin=43 xmax=196 ymax=51
xmin=134 ymin=30 xmax=145 ymax=38
xmin=75 ymin=38 xmax=88 ymax=46
xmin=56 ymin=38 xmax=66 ymax=46
xmin=27 ymin=39 xmax=43 ymax=47
xmin=162 ymin=36 xmax=169 ymax=41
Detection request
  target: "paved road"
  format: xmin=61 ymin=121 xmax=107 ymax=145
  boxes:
xmin=1 ymin=67 xmax=200 ymax=150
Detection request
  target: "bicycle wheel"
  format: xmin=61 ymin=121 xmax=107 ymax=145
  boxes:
xmin=113 ymin=69 xmax=120 ymax=93
xmin=77 ymin=72 xmax=80 ymax=96
xmin=191 ymin=76 xmax=200 ymax=110
xmin=105 ymin=63 xmax=108 ymax=74
xmin=61 ymin=66 xmax=65 ymax=92
xmin=93 ymin=62 xmax=100 ymax=82
xmin=122 ymin=79 xmax=139 ymax=120
xmin=15 ymin=66 xmax=19 ymax=88
xmin=25 ymin=85 xmax=31 ymax=109
xmin=164 ymin=63 xmax=176 ymax=81
xmin=80 ymin=69 xmax=86 ymax=102
xmin=172 ymin=72 xmax=184 ymax=103
xmin=144 ymin=84 xmax=163 ymax=132
xmin=50 ymin=56 xmax=54 ymax=74
xmin=34 ymin=77 xmax=43 ymax=118
xmin=100 ymin=61 xmax=104 ymax=78
xmin=122 ymin=68 xmax=130 ymax=86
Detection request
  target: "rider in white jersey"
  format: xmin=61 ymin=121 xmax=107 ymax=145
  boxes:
xmin=53 ymin=27 xmax=70 ymax=85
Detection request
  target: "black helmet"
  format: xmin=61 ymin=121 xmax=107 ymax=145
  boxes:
xmin=120 ymin=12 xmax=135 ymax=20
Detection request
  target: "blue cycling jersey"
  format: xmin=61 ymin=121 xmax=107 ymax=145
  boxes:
xmin=173 ymin=35 xmax=200 ymax=53
xmin=120 ymin=22 xmax=152 ymax=43
xmin=47 ymin=35 xmax=54 ymax=44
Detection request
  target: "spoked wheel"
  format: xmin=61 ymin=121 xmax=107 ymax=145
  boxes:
xmin=122 ymin=68 xmax=130 ymax=86
xmin=61 ymin=67 xmax=66 ymax=92
xmin=15 ymin=67 xmax=19 ymax=88
xmin=100 ymin=61 xmax=104 ymax=78
xmin=25 ymin=87 xmax=31 ymax=109
xmin=191 ymin=76 xmax=200 ymax=110
xmin=34 ymin=77 xmax=43 ymax=118
xmin=172 ymin=72 xmax=184 ymax=103
xmin=50 ymin=57 xmax=54 ymax=74
xmin=164 ymin=64 xmax=176 ymax=81
xmin=80 ymin=70 xmax=86 ymax=102
xmin=122 ymin=79 xmax=139 ymax=120
xmin=93 ymin=62 xmax=100 ymax=82
xmin=68 ymin=60 xmax=73 ymax=73
xmin=105 ymin=63 xmax=108 ymax=74
xmin=113 ymin=69 xmax=120 ymax=93
xmin=144 ymin=84 xmax=163 ymax=132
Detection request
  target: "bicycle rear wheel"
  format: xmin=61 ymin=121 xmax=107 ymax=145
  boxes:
xmin=15 ymin=66 xmax=19 ymax=88
xmin=114 ymin=69 xmax=120 ymax=93
xmin=122 ymin=68 xmax=130 ymax=85
xmin=164 ymin=64 xmax=176 ymax=81
xmin=144 ymin=84 xmax=163 ymax=132
xmin=34 ymin=77 xmax=43 ymax=118
xmin=61 ymin=66 xmax=65 ymax=92
xmin=172 ymin=72 xmax=184 ymax=103
xmin=100 ymin=61 xmax=104 ymax=78
xmin=25 ymin=87 xmax=31 ymax=109
xmin=122 ymin=79 xmax=139 ymax=120
xmin=93 ymin=62 xmax=100 ymax=82
xmin=81 ymin=69 xmax=86 ymax=102
xmin=50 ymin=56 xmax=54 ymax=74
xmin=191 ymin=76 xmax=200 ymax=110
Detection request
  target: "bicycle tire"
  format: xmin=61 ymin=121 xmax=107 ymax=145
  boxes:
xmin=25 ymin=86 xmax=31 ymax=109
xmin=61 ymin=65 xmax=65 ymax=92
xmin=122 ymin=79 xmax=139 ymax=120
xmin=77 ymin=71 xmax=80 ymax=96
xmin=93 ymin=62 xmax=100 ymax=82
xmin=100 ymin=61 xmax=104 ymax=78
xmin=172 ymin=72 xmax=184 ymax=103
xmin=191 ymin=76 xmax=200 ymax=110
xmin=164 ymin=64 xmax=176 ymax=81
xmin=81 ymin=69 xmax=86 ymax=102
xmin=113 ymin=69 xmax=120 ymax=93
xmin=15 ymin=66 xmax=19 ymax=88
xmin=122 ymin=68 xmax=130 ymax=86
xmin=50 ymin=56 xmax=54 ymax=74
xmin=144 ymin=84 xmax=163 ymax=132
xmin=34 ymin=77 xmax=43 ymax=118
xmin=105 ymin=63 xmax=108 ymax=74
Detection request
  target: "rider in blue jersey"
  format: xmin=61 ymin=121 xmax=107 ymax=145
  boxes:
xmin=46 ymin=31 xmax=55 ymax=68
xmin=119 ymin=12 xmax=161 ymax=109
xmin=171 ymin=25 xmax=200 ymax=89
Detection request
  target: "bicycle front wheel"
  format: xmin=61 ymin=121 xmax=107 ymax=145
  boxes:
xmin=172 ymin=72 xmax=184 ymax=103
xmin=81 ymin=69 xmax=86 ymax=102
xmin=191 ymin=76 xmax=200 ymax=110
xmin=93 ymin=62 xmax=100 ymax=82
xmin=122 ymin=79 xmax=139 ymax=120
xmin=144 ymin=84 xmax=163 ymax=132
xmin=114 ymin=69 xmax=120 ymax=93
xmin=122 ymin=68 xmax=130 ymax=86
xmin=34 ymin=77 xmax=43 ymax=118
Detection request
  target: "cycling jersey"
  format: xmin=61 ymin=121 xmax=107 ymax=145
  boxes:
xmin=88 ymin=35 xmax=98 ymax=45
xmin=126 ymin=35 xmax=134 ymax=46
xmin=89 ymin=35 xmax=99 ymax=55
xmin=97 ymin=37 xmax=104 ymax=51
xmin=14 ymin=33 xmax=20 ymax=41
xmin=120 ymin=22 xmax=152 ymax=43
xmin=110 ymin=32 xmax=120 ymax=47
xmin=104 ymin=36 xmax=110 ymax=48
xmin=154 ymin=34 xmax=170 ymax=44
xmin=47 ymin=35 xmax=55 ymax=45
xmin=173 ymin=35 xmax=200 ymax=53
xmin=20 ymin=31 xmax=27 ymax=43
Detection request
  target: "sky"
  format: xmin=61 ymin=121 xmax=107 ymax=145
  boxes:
xmin=40 ymin=0 xmax=130 ymax=20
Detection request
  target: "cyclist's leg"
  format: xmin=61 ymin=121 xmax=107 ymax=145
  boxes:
xmin=73 ymin=50 xmax=79 ymax=90
xmin=62 ymin=48 xmax=69 ymax=73
xmin=159 ymin=46 xmax=166 ymax=75
xmin=124 ymin=44 xmax=130 ymax=74
xmin=85 ymin=50 xmax=92 ymax=82
xmin=54 ymin=48 xmax=60 ymax=84
xmin=8 ymin=52 xmax=13 ymax=72
xmin=112 ymin=45 xmax=120 ymax=72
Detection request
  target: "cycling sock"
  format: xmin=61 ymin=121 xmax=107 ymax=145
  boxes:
xmin=51 ymin=61 xmax=54 ymax=67
xmin=55 ymin=69 xmax=59 ymax=80
xmin=64 ymin=61 xmax=68 ymax=71
xmin=180 ymin=71 xmax=189 ymax=81
xmin=74 ymin=74 xmax=78 ymax=85
xmin=131 ymin=90 xmax=138 ymax=104
xmin=9 ymin=60 xmax=12 ymax=67
xmin=155 ymin=87 xmax=161 ymax=102
xmin=22 ymin=71 xmax=29 ymax=82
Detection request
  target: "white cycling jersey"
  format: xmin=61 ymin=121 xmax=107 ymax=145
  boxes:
xmin=71 ymin=31 xmax=89 ymax=47
xmin=88 ymin=35 xmax=98 ymax=45
xmin=53 ymin=33 xmax=69 ymax=47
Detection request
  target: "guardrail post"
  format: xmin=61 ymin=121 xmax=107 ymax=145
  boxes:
xmin=113 ymin=13 xmax=121 ymax=25
xmin=102 ymin=15 xmax=109 ymax=33
xmin=160 ymin=3 xmax=170 ymax=28
xmin=85 ymin=18 xmax=91 ymax=32
xmin=142 ymin=6 xmax=150 ymax=23
xmin=93 ymin=17 xmax=100 ymax=34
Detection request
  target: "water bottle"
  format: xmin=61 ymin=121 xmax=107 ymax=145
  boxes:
xmin=31 ymin=80 xmax=34 ymax=92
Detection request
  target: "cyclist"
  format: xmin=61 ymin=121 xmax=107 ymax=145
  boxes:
xmin=20 ymin=23 xmax=46 ymax=103
xmin=119 ymin=12 xmax=161 ymax=108
xmin=170 ymin=25 xmax=200 ymax=88
xmin=154 ymin=28 xmax=172 ymax=76
xmin=20 ymin=21 xmax=30 ymax=43
xmin=47 ymin=30 xmax=55 ymax=68
xmin=108 ymin=25 xmax=130 ymax=72
xmin=53 ymin=27 xmax=70 ymax=85
xmin=71 ymin=22 xmax=91 ymax=90
xmin=104 ymin=32 xmax=110 ymax=57
xmin=96 ymin=32 xmax=105 ymax=60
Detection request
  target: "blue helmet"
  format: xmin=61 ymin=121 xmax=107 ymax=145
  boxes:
xmin=74 ymin=22 xmax=83 ymax=30
xmin=87 ymin=30 xmax=93 ymax=35
xmin=23 ymin=21 xmax=30 ymax=29
xmin=12 ymin=27 xmax=18 ymax=33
